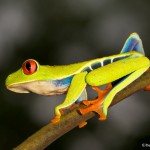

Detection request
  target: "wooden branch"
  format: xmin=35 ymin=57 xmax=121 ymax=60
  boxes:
xmin=14 ymin=71 xmax=150 ymax=150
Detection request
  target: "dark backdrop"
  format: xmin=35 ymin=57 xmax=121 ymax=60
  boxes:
xmin=1 ymin=0 xmax=150 ymax=149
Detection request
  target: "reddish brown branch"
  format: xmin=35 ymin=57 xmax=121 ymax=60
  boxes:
xmin=14 ymin=71 xmax=150 ymax=150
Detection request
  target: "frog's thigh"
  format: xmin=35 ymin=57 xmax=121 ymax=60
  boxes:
xmin=102 ymin=66 xmax=149 ymax=117
xmin=85 ymin=57 xmax=149 ymax=86
xmin=54 ymin=72 xmax=87 ymax=116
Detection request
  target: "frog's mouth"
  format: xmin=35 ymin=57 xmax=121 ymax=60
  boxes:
xmin=6 ymin=80 xmax=69 ymax=96
xmin=7 ymin=84 xmax=30 ymax=93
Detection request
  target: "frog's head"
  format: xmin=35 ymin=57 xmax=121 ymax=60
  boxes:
xmin=5 ymin=59 xmax=69 ymax=95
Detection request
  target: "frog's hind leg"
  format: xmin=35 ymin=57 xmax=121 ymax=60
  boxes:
xmin=102 ymin=66 xmax=149 ymax=119
xmin=79 ymin=66 xmax=149 ymax=121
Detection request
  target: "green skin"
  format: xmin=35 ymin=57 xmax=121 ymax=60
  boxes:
xmin=5 ymin=33 xmax=150 ymax=122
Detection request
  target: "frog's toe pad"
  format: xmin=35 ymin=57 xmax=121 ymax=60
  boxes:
xmin=98 ymin=116 xmax=106 ymax=121
xmin=78 ymin=108 xmax=87 ymax=115
xmin=79 ymin=121 xmax=87 ymax=128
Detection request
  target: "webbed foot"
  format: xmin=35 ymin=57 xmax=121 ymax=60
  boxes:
xmin=51 ymin=116 xmax=60 ymax=123
xmin=79 ymin=83 xmax=112 ymax=120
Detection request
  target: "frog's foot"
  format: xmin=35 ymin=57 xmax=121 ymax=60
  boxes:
xmin=51 ymin=116 xmax=60 ymax=123
xmin=79 ymin=83 xmax=112 ymax=120
xmin=81 ymin=83 xmax=112 ymax=106
xmin=95 ymin=108 xmax=106 ymax=121
xmin=79 ymin=121 xmax=87 ymax=128
xmin=79 ymin=99 xmax=105 ymax=120
xmin=144 ymin=85 xmax=150 ymax=91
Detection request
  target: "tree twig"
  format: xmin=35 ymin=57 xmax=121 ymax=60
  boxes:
xmin=14 ymin=71 xmax=150 ymax=150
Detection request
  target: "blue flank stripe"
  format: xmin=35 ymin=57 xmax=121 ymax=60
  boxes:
xmin=53 ymin=75 xmax=74 ymax=87
xmin=113 ymin=55 xmax=129 ymax=62
xmin=91 ymin=62 xmax=102 ymax=69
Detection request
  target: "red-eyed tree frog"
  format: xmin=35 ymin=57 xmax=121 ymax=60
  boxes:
xmin=5 ymin=33 xmax=150 ymax=124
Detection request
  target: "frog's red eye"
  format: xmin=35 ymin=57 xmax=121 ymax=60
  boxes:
xmin=22 ymin=59 xmax=38 ymax=75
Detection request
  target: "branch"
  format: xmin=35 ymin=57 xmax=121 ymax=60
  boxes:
xmin=14 ymin=71 xmax=150 ymax=150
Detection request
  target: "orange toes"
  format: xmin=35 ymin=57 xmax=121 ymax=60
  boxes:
xmin=79 ymin=121 xmax=87 ymax=128
xmin=82 ymin=100 xmax=91 ymax=106
xmin=144 ymin=85 xmax=150 ymax=91
xmin=95 ymin=108 xmax=107 ymax=121
xmin=79 ymin=84 xmax=111 ymax=121
xmin=51 ymin=116 xmax=60 ymax=123
xmin=98 ymin=116 xmax=106 ymax=121
xmin=79 ymin=108 xmax=87 ymax=115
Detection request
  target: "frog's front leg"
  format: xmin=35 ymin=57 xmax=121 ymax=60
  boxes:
xmin=80 ymin=66 xmax=149 ymax=121
xmin=51 ymin=72 xmax=87 ymax=123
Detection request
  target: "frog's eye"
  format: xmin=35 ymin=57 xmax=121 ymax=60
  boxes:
xmin=22 ymin=59 xmax=38 ymax=75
